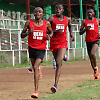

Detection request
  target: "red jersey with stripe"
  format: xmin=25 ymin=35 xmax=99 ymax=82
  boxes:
xmin=49 ymin=15 xmax=68 ymax=52
xmin=28 ymin=19 xmax=47 ymax=50
xmin=85 ymin=18 xmax=99 ymax=42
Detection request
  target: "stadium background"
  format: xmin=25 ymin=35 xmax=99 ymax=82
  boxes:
xmin=0 ymin=0 xmax=100 ymax=100
xmin=0 ymin=0 xmax=100 ymax=66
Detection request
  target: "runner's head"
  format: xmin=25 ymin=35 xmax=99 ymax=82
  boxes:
xmin=87 ymin=9 xmax=94 ymax=19
xmin=34 ymin=7 xmax=43 ymax=20
xmin=55 ymin=4 xmax=64 ymax=17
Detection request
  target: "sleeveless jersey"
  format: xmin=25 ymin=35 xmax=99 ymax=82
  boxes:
xmin=85 ymin=18 xmax=99 ymax=42
xmin=28 ymin=19 xmax=47 ymax=50
xmin=49 ymin=15 xmax=68 ymax=52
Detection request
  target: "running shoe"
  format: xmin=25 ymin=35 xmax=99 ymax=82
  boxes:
xmin=53 ymin=66 xmax=56 ymax=69
xmin=39 ymin=65 xmax=42 ymax=79
xmin=51 ymin=84 xmax=57 ymax=93
xmin=63 ymin=55 xmax=67 ymax=61
xmin=31 ymin=91 xmax=38 ymax=98
xmin=28 ymin=68 xmax=33 ymax=74
xmin=94 ymin=68 xmax=99 ymax=80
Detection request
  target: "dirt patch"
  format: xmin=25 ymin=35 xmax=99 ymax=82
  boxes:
xmin=0 ymin=61 xmax=100 ymax=100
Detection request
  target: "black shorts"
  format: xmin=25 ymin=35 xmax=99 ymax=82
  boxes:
xmin=28 ymin=46 xmax=46 ymax=60
xmin=86 ymin=40 xmax=99 ymax=54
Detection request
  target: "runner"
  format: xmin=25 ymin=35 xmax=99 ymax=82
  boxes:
xmin=48 ymin=3 xmax=74 ymax=93
xmin=79 ymin=8 xmax=100 ymax=80
xmin=21 ymin=7 xmax=52 ymax=98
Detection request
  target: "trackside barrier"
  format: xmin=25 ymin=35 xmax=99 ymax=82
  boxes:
xmin=0 ymin=10 xmax=100 ymax=66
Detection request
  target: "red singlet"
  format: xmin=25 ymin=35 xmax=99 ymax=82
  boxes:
xmin=49 ymin=15 xmax=68 ymax=52
xmin=85 ymin=18 xmax=99 ymax=42
xmin=28 ymin=19 xmax=47 ymax=50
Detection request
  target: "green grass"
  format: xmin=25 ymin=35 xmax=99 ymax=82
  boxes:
xmin=0 ymin=57 xmax=100 ymax=70
xmin=0 ymin=58 xmax=88 ymax=70
xmin=39 ymin=80 xmax=100 ymax=100
xmin=0 ymin=63 xmax=31 ymax=70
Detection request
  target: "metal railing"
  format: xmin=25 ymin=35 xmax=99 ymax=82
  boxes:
xmin=0 ymin=10 xmax=100 ymax=66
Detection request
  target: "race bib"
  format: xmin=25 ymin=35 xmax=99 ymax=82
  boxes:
xmin=33 ymin=30 xmax=43 ymax=40
xmin=87 ymin=24 xmax=94 ymax=30
xmin=56 ymin=24 xmax=65 ymax=32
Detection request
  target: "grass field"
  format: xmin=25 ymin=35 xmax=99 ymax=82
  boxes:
xmin=0 ymin=58 xmax=88 ymax=70
xmin=39 ymin=80 xmax=100 ymax=100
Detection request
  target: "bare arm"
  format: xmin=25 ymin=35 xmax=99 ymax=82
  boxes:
xmin=48 ymin=15 xmax=63 ymax=33
xmin=47 ymin=21 xmax=52 ymax=34
xmin=98 ymin=18 xmax=100 ymax=24
xmin=21 ymin=20 xmax=30 ymax=38
xmin=21 ymin=20 xmax=34 ymax=38
xmin=48 ymin=15 xmax=54 ymax=25
xmin=79 ymin=19 xmax=91 ymax=35
xmin=96 ymin=18 xmax=100 ymax=39
xmin=46 ymin=21 xmax=52 ymax=40
xmin=67 ymin=17 xmax=74 ymax=41
xmin=96 ymin=18 xmax=100 ymax=25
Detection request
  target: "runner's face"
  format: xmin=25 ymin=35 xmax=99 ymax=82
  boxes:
xmin=34 ymin=7 xmax=43 ymax=20
xmin=55 ymin=5 xmax=64 ymax=17
xmin=87 ymin=9 xmax=94 ymax=19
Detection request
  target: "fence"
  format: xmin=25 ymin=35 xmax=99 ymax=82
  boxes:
xmin=0 ymin=10 xmax=100 ymax=66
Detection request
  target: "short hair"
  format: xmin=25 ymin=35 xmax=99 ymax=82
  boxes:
xmin=87 ymin=9 xmax=94 ymax=13
xmin=34 ymin=7 xmax=43 ymax=12
xmin=55 ymin=3 xmax=64 ymax=9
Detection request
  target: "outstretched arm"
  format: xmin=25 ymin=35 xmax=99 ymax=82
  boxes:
xmin=67 ymin=17 xmax=74 ymax=41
